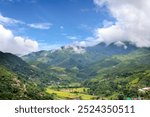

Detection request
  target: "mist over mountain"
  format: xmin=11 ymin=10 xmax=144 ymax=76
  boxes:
xmin=22 ymin=42 xmax=137 ymax=69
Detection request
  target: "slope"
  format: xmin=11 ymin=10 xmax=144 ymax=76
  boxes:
xmin=0 ymin=66 xmax=53 ymax=99
xmin=83 ymin=48 xmax=150 ymax=99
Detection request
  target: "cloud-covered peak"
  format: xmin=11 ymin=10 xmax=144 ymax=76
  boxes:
xmin=60 ymin=45 xmax=86 ymax=54
xmin=114 ymin=41 xmax=127 ymax=49
xmin=93 ymin=0 xmax=150 ymax=47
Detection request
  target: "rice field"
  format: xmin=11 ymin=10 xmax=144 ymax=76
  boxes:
xmin=46 ymin=87 xmax=96 ymax=100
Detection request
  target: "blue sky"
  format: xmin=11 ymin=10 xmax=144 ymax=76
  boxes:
xmin=1 ymin=0 xmax=148 ymax=55
xmin=0 ymin=0 xmax=114 ymax=51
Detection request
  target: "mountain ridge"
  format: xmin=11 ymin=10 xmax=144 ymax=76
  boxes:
xmin=22 ymin=42 xmax=138 ymax=69
xmin=0 ymin=41 xmax=150 ymax=99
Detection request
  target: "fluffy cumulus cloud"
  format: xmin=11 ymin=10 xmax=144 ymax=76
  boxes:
xmin=93 ymin=0 xmax=150 ymax=47
xmin=0 ymin=24 xmax=38 ymax=55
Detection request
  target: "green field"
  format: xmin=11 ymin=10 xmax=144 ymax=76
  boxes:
xmin=46 ymin=87 xmax=96 ymax=100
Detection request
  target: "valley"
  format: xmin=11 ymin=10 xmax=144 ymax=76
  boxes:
xmin=0 ymin=42 xmax=150 ymax=100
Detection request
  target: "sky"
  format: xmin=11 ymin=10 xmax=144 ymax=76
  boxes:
xmin=0 ymin=0 xmax=150 ymax=55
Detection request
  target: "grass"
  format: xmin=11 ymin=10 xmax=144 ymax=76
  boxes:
xmin=49 ymin=66 xmax=66 ymax=73
xmin=60 ymin=88 xmax=87 ymax=93
xmin=46 ymin=87 xmax=96 ymax=100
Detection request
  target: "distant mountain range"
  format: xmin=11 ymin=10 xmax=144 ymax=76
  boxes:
xmin=0 ymin=41 xmax=150 ymax=99
xmin=22 ymin=42 xmax=137 ymax=69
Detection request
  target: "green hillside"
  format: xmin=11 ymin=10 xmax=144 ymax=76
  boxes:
xmin=0 ymin=66 xmax=53 ymax=99
xmin=0 ymin=43 xmax=150 ymax=100
xmin=22 ymin=42 xmax=137 ymax=70
xmin=83 ymin=48 xmax=150 ymax=99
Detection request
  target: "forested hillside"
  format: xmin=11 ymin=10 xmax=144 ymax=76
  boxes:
xmin=0 ymin=66 xmax=54 ymax=99
xmin=83 ymin=48 xmax=150 ymax=99
xmin=0 ymin=42 xmax=150 ymax=100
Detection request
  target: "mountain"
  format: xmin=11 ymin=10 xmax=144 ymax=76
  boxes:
xmin=83 ymin=48 xmax=150 ymax=99
xmin=22 ymin=42 xmax=138 ymax=80
xmin=1 ymin=42 xmax=150 ymax=100
xmin=22 ymin=42 xmax=150 ymax=99
xmin=0 ymin=65 xmax=56 ymax=99
xmin=22 ymin=42 xmax=137 ymax=70
xmin=0 ymin=51 xmax=37 ymax=79
xmin=0 ymin=66 xmax=26 ymax=99
xmin=0 ymin=51 xmax=68 ymax=83
xmin=0 ymin=51 xmax=55 ymax=99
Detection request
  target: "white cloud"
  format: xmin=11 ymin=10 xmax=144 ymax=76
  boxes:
xmin=0 ymin=24 xmax=38 ymax=55
xmin=66 ymin=36 xmax=78 ymax=40
xmin=73 ymin=37 xmax=98 ymax=47
xmin=0 ymin=13 xmax=53 ymax=31
xmin=95 ymin=24 xmax=127 ymax=44
xmin=0 ymin=13 xmax=24 ymax=25
xmin=93 ymin=0 xmax=150 ymax=47
xmin=114 ymin=41 xmax=127 ymax=49
xmin=28 ymin=23 xmax=52 ymax=29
